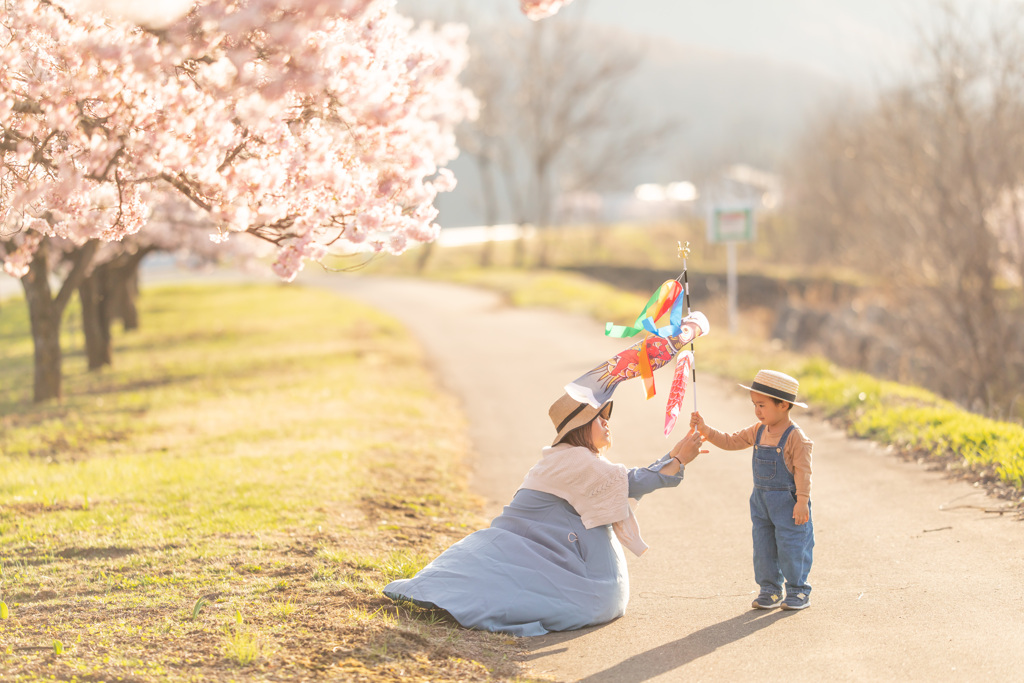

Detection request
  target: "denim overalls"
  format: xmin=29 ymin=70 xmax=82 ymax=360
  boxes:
xmin=750 ymin=424 xmax=814 ymax=598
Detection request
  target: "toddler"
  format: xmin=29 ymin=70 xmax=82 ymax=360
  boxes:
xmin=691 ymin=369 xmax=814 ymax=610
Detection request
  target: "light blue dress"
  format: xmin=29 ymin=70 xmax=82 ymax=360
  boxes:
xmin=382 ymin=454 xmax=683 ymax=636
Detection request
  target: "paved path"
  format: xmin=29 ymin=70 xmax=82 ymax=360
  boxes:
xmin=315 ymin=274 xmax=1024 ymax=683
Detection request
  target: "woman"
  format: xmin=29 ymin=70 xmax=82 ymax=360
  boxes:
xmin=382 ymin=393 xmax=706 ymax=636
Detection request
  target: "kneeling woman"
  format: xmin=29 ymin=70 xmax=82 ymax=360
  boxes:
xmin=383 ymin=393 xmax=706 ymax=636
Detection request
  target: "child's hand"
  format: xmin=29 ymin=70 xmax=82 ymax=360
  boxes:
xmin=793 ymin=499 xmax=810 ymax=525
xmin=689 ymin=411 xmax=707 ymax=435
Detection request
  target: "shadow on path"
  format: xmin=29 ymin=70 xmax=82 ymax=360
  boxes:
xmin=524 ymin=619 xmax=618 ymax=662
xmin=533 ymin=610 xmax=793 ymax=683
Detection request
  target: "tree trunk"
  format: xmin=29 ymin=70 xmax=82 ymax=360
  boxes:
xmin=79 ymin=248 xmax=150 ymax=370
xmin=416 ymin=240 xmax=435 ymax=274
xmin=22 ymin=249 xmax=62 ymax=402
xmin=477 ymin=155 xmax=500 ymax=268
xmin=534 ymin=229 xmax=549 ymax=269
xmin=513 ymin=230 xmax=527 ymax=268
xmin=79 ymin=271 xmax=110 ymax=371
xmin=117 ymin=261 xmax=140 ymax=331
xmin=19 ymin=238 xmax=99 ymax=402
xmin=108 ymin=249 xmax=149 ymax=331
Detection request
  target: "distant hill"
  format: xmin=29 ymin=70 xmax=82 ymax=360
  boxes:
xmin=629 ymin=34 xmax=850 ymax=177
xmin=396 ymin=2 xmax=852 ymax=227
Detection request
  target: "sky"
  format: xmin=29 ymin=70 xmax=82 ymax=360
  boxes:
xmin=460 ymin=0 xmax=986 ymax=87
xmin=580 ymin=0 xmax=925 ymax=84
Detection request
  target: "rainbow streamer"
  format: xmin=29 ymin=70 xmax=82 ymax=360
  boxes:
xmin=604 ymin=280 xmax=683 ymax=338
xmin=604 ymin=280 xmax=686 ymax=398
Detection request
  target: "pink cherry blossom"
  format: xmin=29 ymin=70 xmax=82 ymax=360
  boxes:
xmin=520 ymin=0 xmax=575 ymax=20
xmin=2 ymin=0 xmax=475 ymax=281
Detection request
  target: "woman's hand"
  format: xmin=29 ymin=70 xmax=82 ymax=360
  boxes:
xmin=670 ymin=428 xmax=708 ymax=467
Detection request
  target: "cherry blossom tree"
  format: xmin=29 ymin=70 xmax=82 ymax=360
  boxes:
xmin=3 ymin=0 xmax=570 ymax=281
xmin=2 ymin=0 xmax=571 ymax=402
xmin=2 ymin=0 xmax=474 ymax=400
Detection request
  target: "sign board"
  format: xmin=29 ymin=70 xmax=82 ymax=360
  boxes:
xmin=707 ymin=205 xmax=756 ymax=243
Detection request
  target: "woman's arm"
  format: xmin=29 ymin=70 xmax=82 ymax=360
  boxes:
xmin=627 ymin=430 xmax=706 ymax=499
xmin=627 ymin=454 xmax=682 ymax=499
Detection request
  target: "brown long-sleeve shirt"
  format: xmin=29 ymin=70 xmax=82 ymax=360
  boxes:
xmin=701 ymin=421 xmax=813 ymax=502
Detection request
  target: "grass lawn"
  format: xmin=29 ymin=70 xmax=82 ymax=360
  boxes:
xmin=0 ymin=283 xmax=538 ymax=682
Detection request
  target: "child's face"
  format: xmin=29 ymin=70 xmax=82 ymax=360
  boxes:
xmin=750 ymin=391 xmax=790 ymax=428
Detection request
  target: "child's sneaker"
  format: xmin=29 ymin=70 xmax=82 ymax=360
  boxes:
xmin=751 ymin=593 xmax=782 ymax=610
xmin=780 ymin=592 xmax=810 ymax=610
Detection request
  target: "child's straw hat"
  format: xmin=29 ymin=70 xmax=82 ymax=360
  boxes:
xmin=739 ymin=369 xmax=808 ymax=408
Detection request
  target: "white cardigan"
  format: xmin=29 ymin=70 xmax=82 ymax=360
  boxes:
xmin=518 ymin=443 xmax=649 ymax=556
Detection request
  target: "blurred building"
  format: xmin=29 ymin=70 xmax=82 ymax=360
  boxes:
xmin=555 ymin=165 xmax=780 ymax=226
xmin=557 ymin=182 xmax=697 ymax=224
xmin=713 ymin=164 xmax=783 ymax=210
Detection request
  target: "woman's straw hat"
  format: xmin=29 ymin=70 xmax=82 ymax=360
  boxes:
xmin=739 ymin=369 xmax=808 ymax=408
xmin=549 ymin=393 xmax=613 ymax=446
